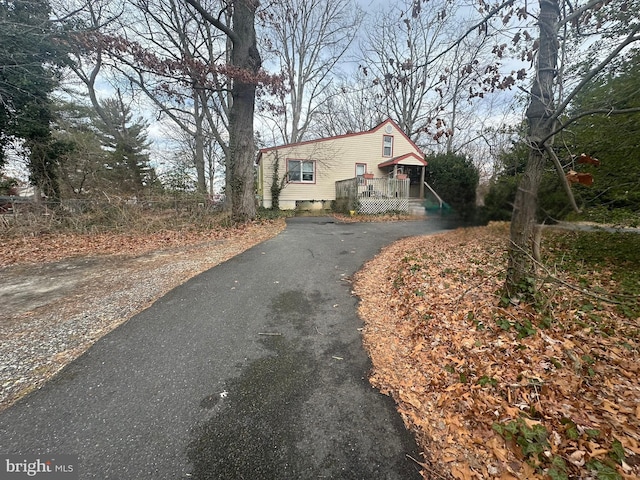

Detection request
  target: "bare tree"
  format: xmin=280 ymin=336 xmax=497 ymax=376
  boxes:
xmin=64 ymin=0 xmax=278 ymax=219
xmin=308 ymin=71 xmax=386 ymax=137
xmin=359 ymin=0 xmax=497 ymax=156
xmin=67 ymin=0 xmax=231 ymax=195
xmin=126 ymin=0 xmax=231 ymax=194
xmin=360 ymin=0 xmax=449 ymax=142
xmin=505 ymin=0 xmax=639 ymax=295
xmin=436 ymin=35 xmax=495 ymax=154
xmin=63 ymin=0 xmax=129 ymax=143
xmin=160 ymin=112 xmax=225 ymax=194
xmin=63 ymin=0 xmax=235 ymax=197
xmin=261 ymin=0 xmax=363 ymax=144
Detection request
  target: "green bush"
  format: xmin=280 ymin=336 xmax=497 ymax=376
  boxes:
xmin=481 ymin=142 xmax=574 ymax=224
xmin=425 ymin=153 xmax=479 ymax=220
xmin=481 ymin=175 xmax=518 ymax=222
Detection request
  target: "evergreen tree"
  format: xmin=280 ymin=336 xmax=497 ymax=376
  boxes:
xmin=0 ymin=0 xmax=65 ymax=198
xmin=484 ymin=136 xmax=582 ymax=223
xmin=53 ymin=101 xmax=110 ymax=198
xmin=565 ymin=52 xmax=640 ymax=216
xmin=92 ymin=93 xmax=153 ymax=195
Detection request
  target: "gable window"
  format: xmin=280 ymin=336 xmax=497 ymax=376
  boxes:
xmin=356 ymin=163 xmax=367 ymax=185
xmin=383 ymin=135 xmax=393 ymax=157
xmin=287 ymin=159 xmax=315 ymax=183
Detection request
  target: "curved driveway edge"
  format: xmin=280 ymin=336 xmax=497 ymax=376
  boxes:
xmin=0 ymin=216 xmax=458 ymax=479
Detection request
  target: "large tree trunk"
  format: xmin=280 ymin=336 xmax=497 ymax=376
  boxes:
xmin=505 ymin=0 xmax=560 ymax=296
xmin=228 ymin=0 xmax=260 ymax=222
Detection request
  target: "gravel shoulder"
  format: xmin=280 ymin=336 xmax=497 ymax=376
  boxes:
xmin=0 ymin=220 xmax=286 ymax=411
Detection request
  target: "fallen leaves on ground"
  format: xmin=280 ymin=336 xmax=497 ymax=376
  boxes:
xmin=354 ymin=222 xmax=640 ymax=480
xmin=0 ymin=220 xmax=285 ymax=268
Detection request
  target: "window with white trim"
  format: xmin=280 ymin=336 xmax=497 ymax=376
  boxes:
xmin=287 ymin=159 xmax=315 ymax=183
xmin=383 ymin=135 xmax=393 ymax=157
xmin=356 ymin=163 xmax=366 ymax=185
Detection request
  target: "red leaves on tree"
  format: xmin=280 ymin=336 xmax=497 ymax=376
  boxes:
xmin=577 ymin=153 xmax=601 ymax=166
xmin=567 ymin=170 xmax=594 ymax=186
xmin=74 ymin=32 xmax=285 ymax=97
xmin=566 ymin=154 xmax=600 ymax=186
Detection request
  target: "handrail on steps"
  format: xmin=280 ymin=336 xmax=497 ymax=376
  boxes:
xmin=423 ymin=181 xmax=444 ymax=209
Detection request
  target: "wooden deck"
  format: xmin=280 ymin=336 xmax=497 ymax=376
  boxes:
xmin=336 ymin=178 xmax=410 ymax=214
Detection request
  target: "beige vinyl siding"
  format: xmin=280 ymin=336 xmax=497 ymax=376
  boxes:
xmin=258 ymin=120 xmax=422 ymax=208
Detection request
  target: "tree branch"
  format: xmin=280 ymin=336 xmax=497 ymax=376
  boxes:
xmin=179 ymin=0 xmax=238 ymax=44
xmin=544 ymin=143 xmax=580 ymax=213
xmin=510 ymin=235 xmax=635 ymax=306
xmin=415 ymin=0 xmax=517 ymax=69
xmin=541 ymin=106 xmax=640 ymax=144
xmin=558 ymin=0 xmax=605 ymax=27
xmin=547 ymin=25 xmax=640 ymax=126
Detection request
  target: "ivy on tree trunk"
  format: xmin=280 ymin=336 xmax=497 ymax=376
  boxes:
xmin=227 ymin=0 xmax=261 ymax=222
xmin=181 ymin=0 xmax=261 ymax=222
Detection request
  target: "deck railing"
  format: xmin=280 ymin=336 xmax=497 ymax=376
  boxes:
xmin=335 ymin=177 xmax=410 ymax=214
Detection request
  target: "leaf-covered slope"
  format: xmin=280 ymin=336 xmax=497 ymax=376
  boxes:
xmin=354 ymin=223 xmax=640 ymax=480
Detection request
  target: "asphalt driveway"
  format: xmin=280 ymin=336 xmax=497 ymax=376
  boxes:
xmin=0 ymin=216 xmax=458 ymax=479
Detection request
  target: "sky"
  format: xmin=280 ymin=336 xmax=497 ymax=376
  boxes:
xmin=3 ymin=0 xmax=526 ymax=188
